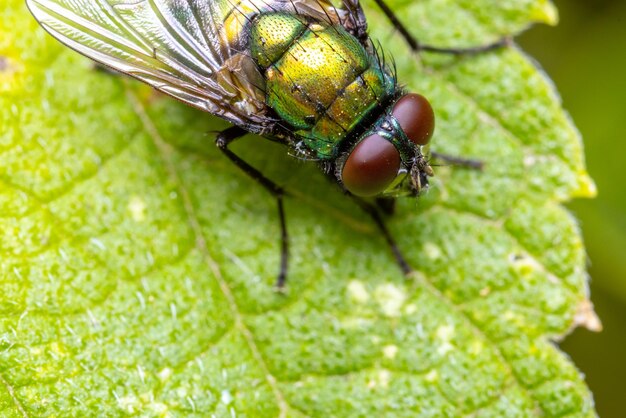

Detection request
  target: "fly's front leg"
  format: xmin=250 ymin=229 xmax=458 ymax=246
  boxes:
xmin=430 ymin=151 xmax=484 ymax=170
xmin=215 ymin=126 xmax=290 ymax=291
xmin=372 ymin=0 xmax=510 ymax=55
xmin=352 ymin=196 xmax=412 ymax=276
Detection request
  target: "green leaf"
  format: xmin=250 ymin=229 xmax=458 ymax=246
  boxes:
xmin=1 ymin=0 xmax=598 ymax=416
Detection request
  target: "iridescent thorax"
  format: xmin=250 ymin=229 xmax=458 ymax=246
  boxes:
xmin=249 ymin=12 xmax=395 ymax=158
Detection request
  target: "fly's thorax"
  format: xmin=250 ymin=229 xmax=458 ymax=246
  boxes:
xmin=249 ymin=13 xmax=308 ymax=68
xmin=306 ymin=68 xmax=389 ymax=156
xmin=221 ymin=0 xmax=343 ymax=49
xmin=248 ymin=12 xmax=394 ymax=158
xmin=338 ymin=94 xmax=436 ymax=197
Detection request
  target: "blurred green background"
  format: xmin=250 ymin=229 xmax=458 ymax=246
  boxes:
xmin=519 ymin=0 xmax=626 ymax=415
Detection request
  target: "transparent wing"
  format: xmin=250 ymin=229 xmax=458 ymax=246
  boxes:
xmin=26 ymin=0 xmax=275 ymax=129
xmin=337 ymin=0 xmax=369 ymax=45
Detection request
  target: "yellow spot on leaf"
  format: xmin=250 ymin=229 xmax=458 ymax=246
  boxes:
xmin=128 ymin=195 xmax=147 ymax=222
xmin=383 ymin=345 xmax=398 ymax=359
xmin=404 ymin=304 xmax=418 ymax=315
xmin=436 ymin=324 xmax=454 ymax=341
xmin=221 ymin=390 xmax=233 ymax=405
xmin=347 ymin=280 xmax=369 ymax=303
xmin=423 ymin=242 xmax=442 ymax=260
xmin=374 ymin=284 xmax=406 ymax=317
xmin=425 ymin=370 xmax=438 ymax=382
xmin=158 ymin=368 xmax=173 ymax=382
xmin=470 ymin=340 xmax=484 ymax=355
xmin=118 ymin=395 xmax=140 ymax=414
xmin=378 ymin=370 xmax=391 ymax=388
xmin=435 ymin=324 xmax=455 ymax=355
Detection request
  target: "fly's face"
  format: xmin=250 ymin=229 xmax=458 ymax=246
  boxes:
xmin=339 ymin=93 xmax=435 ymax=197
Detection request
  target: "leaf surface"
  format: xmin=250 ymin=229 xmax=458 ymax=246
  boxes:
xmin=0 ymin=0 xmax=597 ymax=416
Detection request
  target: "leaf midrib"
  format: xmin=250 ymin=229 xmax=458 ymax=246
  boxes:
xmin=123 ymin=86 xmax=291 ymax=417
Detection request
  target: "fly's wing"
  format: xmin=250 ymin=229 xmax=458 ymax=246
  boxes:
xmin=336 ymin=0 xmax=369 ymax=45
xmin=26 ymin=0 xmax=342 ymax=133
xmin=27 ymin=0 xmax=274 ymax=130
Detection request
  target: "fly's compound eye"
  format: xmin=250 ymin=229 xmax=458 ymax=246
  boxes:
xmin=342 ymin=134 xmax=401 ymax=197
xmin=392 ymin=93 xmax=435 ymax=146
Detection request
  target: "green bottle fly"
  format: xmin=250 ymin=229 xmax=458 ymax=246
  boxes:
xmin=27 ymin=0 xmax=452 ymax=287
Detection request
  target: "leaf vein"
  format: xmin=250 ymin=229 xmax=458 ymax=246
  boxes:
xmin=0 ymin=372 xmax=29 ymax=418
xmin=124 ymin=85 xmax=290 ymax=418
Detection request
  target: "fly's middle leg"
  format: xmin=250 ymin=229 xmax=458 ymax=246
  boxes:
xmin=215 ymin=126 xmax=290 ymax=291
xmin=372 ymin=0 xmax=510 ymax=55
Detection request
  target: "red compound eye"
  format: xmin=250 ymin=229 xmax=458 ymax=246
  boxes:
xmin=392 ymin=93 xmax=435 ymax=146
xmin=342 ymin=134 xmax=401 ymax=197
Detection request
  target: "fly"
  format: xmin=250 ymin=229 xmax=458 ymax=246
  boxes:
xmin=27 ymin=0 xmax=505 ymax=289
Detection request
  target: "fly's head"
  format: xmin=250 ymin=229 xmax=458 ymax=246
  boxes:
xmin=338 ymin=93 xmax=435 ymax=197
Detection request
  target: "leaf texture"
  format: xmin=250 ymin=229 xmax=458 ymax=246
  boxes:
xmin=0 ymin=0 xmax=597 ymax=416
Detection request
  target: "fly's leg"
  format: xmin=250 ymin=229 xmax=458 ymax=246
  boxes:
xmin=215 ymin=126 xmax=289 ymax=291
xmin=352 ymin=196 xmax=412 ymax=276
xmin=375 ymin=197 xmax=396 ymax=216
xmin=430 ymin=151 xmax=484 ymax=170
xmin=372 ymin=0 xmax=510 ymax=55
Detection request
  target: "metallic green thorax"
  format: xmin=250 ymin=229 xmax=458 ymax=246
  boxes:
xmin=249 ymin=12 xmax=395 ymax=158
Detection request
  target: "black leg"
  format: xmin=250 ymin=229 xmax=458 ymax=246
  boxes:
xmin=430 ymin=151 xmax=484 ymax=170
xmin=276 ymin=196 xmax=288 ymax=290
xmin=352 ymin=196 xmax=412 ymax=276
xmin=215 ymin=126 xmax=290 ymax=291
xmin=375 ymin=197 xmax=396 ymax=216
xmin=372 ymin=0 xmax=510 ymax=55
